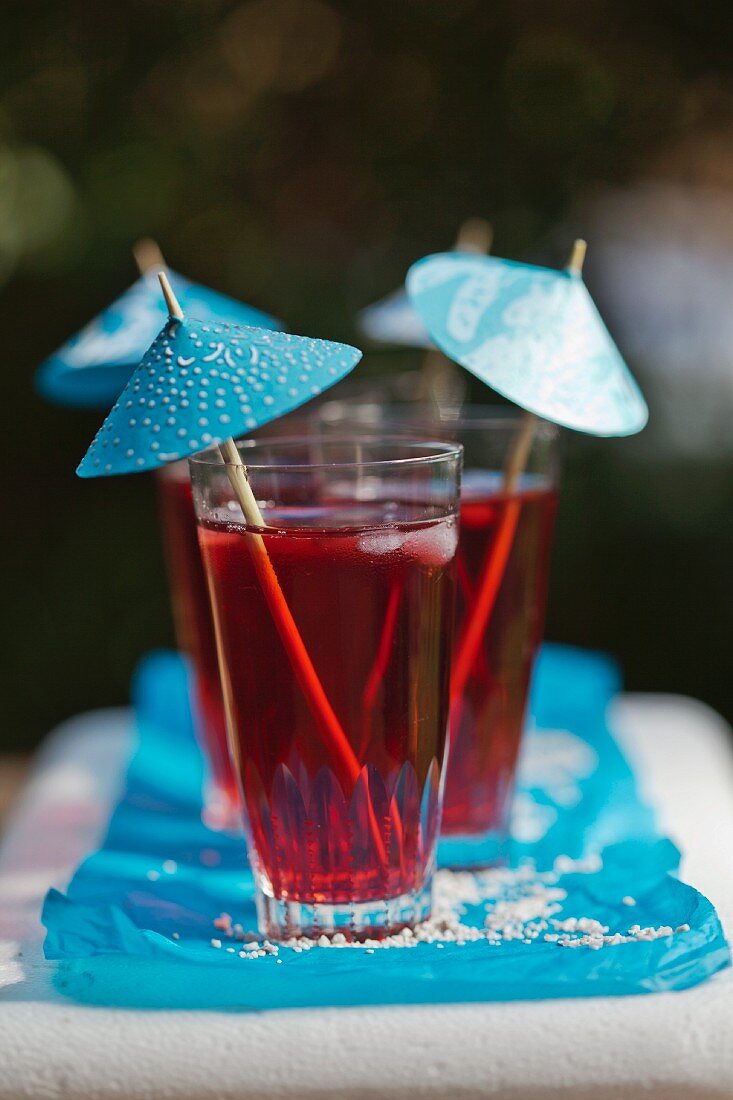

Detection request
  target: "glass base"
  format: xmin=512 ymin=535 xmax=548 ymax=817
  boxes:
xmin=437 ymin=829 xmax=509 ymax=870
xmin=255 ymin=882 xmax=433 ymax=942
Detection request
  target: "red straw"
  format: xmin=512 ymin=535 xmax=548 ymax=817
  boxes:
xmin=450 ymin=496 xmax=522 ymax=714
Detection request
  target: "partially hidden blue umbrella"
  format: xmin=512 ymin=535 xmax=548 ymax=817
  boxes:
xmin=37 ymin=240 xmax=280 ymax=409
xmin=357 ymin=219 xmax=493 ymax=411
xmin=358 ymin=218 xmax=493 ymax=350
xmin=77 ymin=273 xmax=373 ymax=825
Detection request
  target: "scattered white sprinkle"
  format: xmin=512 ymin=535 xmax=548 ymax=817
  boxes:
xmin=146 ymin=870 xmax=160 ymax=882
xmin=622 ymin=896 xmax=636 ymax=907
xmin=203 ymin=857 xmax=693 ymax=958
xmin=172 ymin=932 xmax=180 ymax=941
xmin=162 ymin=860 xmax=177 ymax=875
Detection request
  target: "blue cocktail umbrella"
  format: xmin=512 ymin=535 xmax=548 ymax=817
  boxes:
xmin=37 ymin=246 xmax=279 ymax=410
xmin=78 ymin=273 xmax=370 ymax=813
xmin=77 ymin=276 xmax=360 ymax=478
xmin=406 ymin=240 xmax=648 ymax=437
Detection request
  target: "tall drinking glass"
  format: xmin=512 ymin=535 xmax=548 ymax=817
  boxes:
xmin=190 ymin=437 xmax=462 ymax=940
xmin=316 ymin=403 xmax=560 ymax=867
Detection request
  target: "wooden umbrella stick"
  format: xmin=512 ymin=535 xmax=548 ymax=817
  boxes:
xmin=455 ymin=217 xmax=493 ymax=255
xmin=502 ymin=411 xmax=537 ymax=493
xmin=451 ymin=240 xmax=587 ymax=708
xmin=133 ymin=238 xmax=166 ymax=275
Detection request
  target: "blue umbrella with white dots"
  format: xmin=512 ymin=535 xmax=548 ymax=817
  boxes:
xmin=37 ymin=240 xmax=280 ymax=409
xmin=78 ymin=273 xmax=368 ymax=797
xmin=77 ymin=275 xmax=360 ymax=478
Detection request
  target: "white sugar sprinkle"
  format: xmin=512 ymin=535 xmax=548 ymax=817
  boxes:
xmin=204 ymin=856 xmax=693 ymax=957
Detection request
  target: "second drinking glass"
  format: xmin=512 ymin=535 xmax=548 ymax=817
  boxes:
xmin=189 ymin=437 xmax=462 ymax=940
xmin=316 ymin=402 xmax=560 ymax=867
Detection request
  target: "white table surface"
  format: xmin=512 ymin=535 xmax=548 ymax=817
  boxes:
xmin=1 ymin=695 xmax=732 ymax=1100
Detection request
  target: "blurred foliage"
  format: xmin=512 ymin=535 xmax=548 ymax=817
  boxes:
xmin=2 ymin=0 xmax=733 ymax=748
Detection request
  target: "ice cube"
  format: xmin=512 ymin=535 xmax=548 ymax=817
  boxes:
xmin=403 ymin=520 xmax=458 ymax=566
xmin=356 ymin=531 xmax=405 ymax=556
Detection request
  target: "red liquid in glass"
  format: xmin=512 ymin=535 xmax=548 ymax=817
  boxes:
xmin=197 ymin=508 xmax=456 ymax=908
xmin=441 ymin=476 xmax=558 ymax=842
xmin=156 ymin=467 xmax=239 ymax=820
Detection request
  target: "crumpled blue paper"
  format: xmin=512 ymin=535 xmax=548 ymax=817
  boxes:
xmin=43 ymin=646 xmax=729 ymax=1009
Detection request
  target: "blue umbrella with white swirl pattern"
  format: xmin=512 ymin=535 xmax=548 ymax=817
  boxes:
xmin=406 ymin=248 xmax=648 ymax=436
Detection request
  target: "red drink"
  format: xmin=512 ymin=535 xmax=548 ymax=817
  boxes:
xmin=441 ymin=472 xmax=558 ymax=850
xmin=197 ymin=503 xmax=457 ymax=935
xmin=156 ymin=464 xmax=239 ymax=826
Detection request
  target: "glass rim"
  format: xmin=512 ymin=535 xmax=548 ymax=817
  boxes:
xmin=188 ymin=434 xmax=464 ymax=473
xmin=317 ymin=402 xmax=560 ymax=437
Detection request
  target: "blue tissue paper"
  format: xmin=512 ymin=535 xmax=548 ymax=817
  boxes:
xmin=43 ymin=646 xmax=729 ymax=1010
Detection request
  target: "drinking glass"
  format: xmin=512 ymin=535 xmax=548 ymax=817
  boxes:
xmin=189 ymin=437 xmax=461 ymax=940
xmin=315 ymin=402 xmax=560 ymax=867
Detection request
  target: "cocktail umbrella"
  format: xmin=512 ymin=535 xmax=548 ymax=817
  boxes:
xmin=406 ymin=239 xmax=647 ymax=437
xmin=77 ymin=275 xmax=384 ymax=853
xmin=406 ymin=240 xmax=648 ymax=716
xmin=37 ymin=243 xmax=279 ymax=409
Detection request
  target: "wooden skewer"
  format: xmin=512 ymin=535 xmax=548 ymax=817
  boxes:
xmin=455 ymin=217 xmax=494 ymax=255
xmin=502 ymin=412 xmax=537 ymax=494
xmin=133 ymin=237 xmax=166 ymax=275
xmin=567 ymin=237 xmax=587 ymax=276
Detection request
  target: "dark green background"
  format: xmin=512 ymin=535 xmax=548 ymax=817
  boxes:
xmin=2 ymin=0 xmax=732 ymax=749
